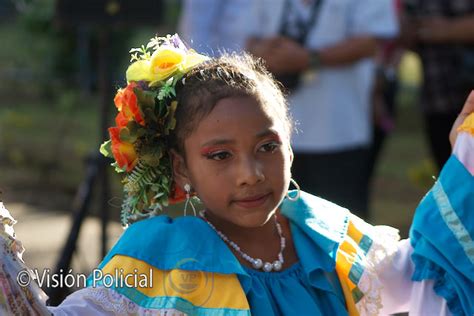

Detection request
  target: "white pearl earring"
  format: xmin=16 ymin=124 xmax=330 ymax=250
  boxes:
xmin=183 ymin=183 xmax=197 ymax=216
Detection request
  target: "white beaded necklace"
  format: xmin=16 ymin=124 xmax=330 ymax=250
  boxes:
xmin=199 ymin=210 xmax=286 ymax=272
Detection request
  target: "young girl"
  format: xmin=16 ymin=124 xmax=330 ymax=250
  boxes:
xmin=2 ymin=34 xmax=474 ymax=316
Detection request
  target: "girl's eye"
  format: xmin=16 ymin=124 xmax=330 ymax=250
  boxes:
xmin=206 ymin=151 xmax=232 ymax=161
xmin=259 ymin=141 xmax=281 ymax=153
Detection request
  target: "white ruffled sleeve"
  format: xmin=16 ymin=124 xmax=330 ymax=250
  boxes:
xmin=377 ymin=239 xmax=451 ymax=316
xmin=377 ymin=116 xmax=474 ymax=315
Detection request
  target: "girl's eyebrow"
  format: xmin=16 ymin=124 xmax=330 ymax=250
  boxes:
xmin=256 ymin=128 xmax=281 ymax=139
xmin=200 ymin=128 xmax=281 ymax=148
xmin=200 ymin=138 xmax=235 ymax=148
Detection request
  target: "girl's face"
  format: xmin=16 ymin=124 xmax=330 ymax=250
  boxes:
xmin=173 ymin=96 xmax=293 ymax=228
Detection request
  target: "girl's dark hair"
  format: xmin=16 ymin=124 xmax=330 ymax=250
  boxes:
xmin=170 ymin=53 xmax=293 ymax=157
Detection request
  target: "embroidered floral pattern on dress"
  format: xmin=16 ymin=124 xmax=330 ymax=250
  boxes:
xmin=0 ymin=203 xmax=50 ymax=316
xmin=82 ymin=286 xmax=187 ymax=315
xmin=352 ymin=216 xmax=401 ymax=316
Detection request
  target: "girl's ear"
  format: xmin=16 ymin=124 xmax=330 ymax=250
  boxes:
xmin=170 ymin=149 xmax=191 ymax=188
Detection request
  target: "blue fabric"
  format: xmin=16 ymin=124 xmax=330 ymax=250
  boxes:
xmin=93 ymin=191 xmax=350 ymax=315
xmin=280 ymin=191 xmax=350 ymax=272
xmin=242 ymin=262 xmax=346 ymax=316
xmin=243 ymin=192 xmax=349 ymax=315
xmin=410 ymin=155 xmax=474 ymax=316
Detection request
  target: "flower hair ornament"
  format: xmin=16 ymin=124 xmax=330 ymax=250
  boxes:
xmin=100 ymin=34 xmax=209 ymax=226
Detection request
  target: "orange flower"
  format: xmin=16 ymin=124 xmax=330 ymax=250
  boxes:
xmin=114 ymin=82 xmax=144 ymax=127
xmin=109 ymin=127 xmax=138 ymax=172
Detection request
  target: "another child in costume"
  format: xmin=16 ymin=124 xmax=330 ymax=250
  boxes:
xmin=1 ymin=34 xmax=474 ymax=315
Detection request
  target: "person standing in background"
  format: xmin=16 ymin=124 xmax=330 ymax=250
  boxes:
xmin=247 ymin=0 xmax=399 ymax=219
xmin=401 ymin=0 xmax=474 ymax=172
xmin=368 ymin=0 xmax=404 ymax=188
xmin=178 ymin=0 xmax=253 ymax=56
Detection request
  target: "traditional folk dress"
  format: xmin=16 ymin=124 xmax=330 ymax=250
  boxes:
xmin=4 ymin=115 xmax=474 ymax=315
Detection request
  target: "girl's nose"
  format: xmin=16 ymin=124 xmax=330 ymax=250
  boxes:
xmin=236 ymin=158 xmax=265 ymax=187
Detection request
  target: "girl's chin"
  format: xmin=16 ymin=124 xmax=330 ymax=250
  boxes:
xmin=230 ymin=209 xmax=278 ymax=228
xmin=204 ymin=201 xmax=281 ymax=228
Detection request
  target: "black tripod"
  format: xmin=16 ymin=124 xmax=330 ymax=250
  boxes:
xmin=47 ymin=0 xmax=166 ymax=305
xmin=47 ymin=29 xmax=113 ymax=306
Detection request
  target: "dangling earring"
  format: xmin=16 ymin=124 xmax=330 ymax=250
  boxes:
xmin=184 ymin=183 xmax=197 ymax=216
xmin=286 ymin=178 xmax=301 ymax=201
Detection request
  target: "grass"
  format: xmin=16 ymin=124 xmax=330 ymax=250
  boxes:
xmin=370 ymin=101 xmax=434 ymax=238
xmin=1 ymin=95 xmax=98 ymax=182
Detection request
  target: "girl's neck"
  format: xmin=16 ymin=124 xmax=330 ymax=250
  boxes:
xmin=203 ymin=210 xmax=281 ymax=244
xmin=202 ymin=210 xmax=299 ymax=270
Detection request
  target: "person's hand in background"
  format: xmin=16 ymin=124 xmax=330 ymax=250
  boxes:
xmin=247 ymin=36 xmax=310 ymax=75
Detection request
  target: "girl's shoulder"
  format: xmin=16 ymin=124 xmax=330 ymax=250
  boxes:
xmin=98 ymin=214 xmax=242 ymax=274
xmin=283 ymin=190 xmax=399 ymax=245
xmin=283 ymin=190 xmax=400 ymax=270
xmin=282 ymin=190 xmax=352 ymax=246
xmin=120 ymin=214 xmax=209 ymax=248
xmin=84 ymin=215 xmax=251 ymax=314
xmin=284 ymin=192 xmax=401 ymax=315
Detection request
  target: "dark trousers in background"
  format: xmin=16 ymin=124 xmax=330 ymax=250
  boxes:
xmin=424 ymin=112 xmax=458 ymax=172
xmin=291 ymin=148 xmax=371 ymax=220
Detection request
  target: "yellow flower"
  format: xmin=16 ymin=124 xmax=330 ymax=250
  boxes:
xmin=126 ymin=47 xmax=208 ymax=85
xmin=126 ymin=60 xmax=153 ymax=82
xmin=181 ymin=50 xmax=209 ymax=72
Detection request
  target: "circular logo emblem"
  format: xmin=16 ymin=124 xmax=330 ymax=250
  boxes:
xmin=164 ymin=258 xmax=214 ymax=307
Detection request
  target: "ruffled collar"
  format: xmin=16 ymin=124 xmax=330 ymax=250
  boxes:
xmin=280 ymin=191 xmax=350 ymax=291
xmin=99 ymin=191 xmax=350 ymax=294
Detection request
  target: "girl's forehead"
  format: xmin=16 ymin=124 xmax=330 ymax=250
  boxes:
xmin=210 ymin=97 xmax=284 ymax=128
xmin=188 ymin=96 xmax=289 ymax=143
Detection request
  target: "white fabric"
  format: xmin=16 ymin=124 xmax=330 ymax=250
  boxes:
xmin=248 ymin=0 xmax=399 ymax=151
xmin=352 ymin=220 xmax=401 ymax=316
xmin=453 ymin=132 xmax=474 ymax=175
xmin=0 ymin=203 xmax=50 ymax=315
xmin=178 ymin=0 xmax=254 ymax=56
xmin=378 ymin=239 xmax=451 ymax=316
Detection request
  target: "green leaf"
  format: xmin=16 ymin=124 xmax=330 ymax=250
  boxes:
xmin=172 ymin=72 xmax=185 ymax=85
xmin=143 ymin=107 xmax=158 ymax=125
xmin=165 ymin=101 xmax=178 ymax=134
xmin=141 ymin=153 xmax=162 ymax=167
xmin=134 ymin=88 xmax=156 ymax=109
xmin=99 ymin=140 xmax=112 ymax=157
xmin=124 ymin=161 xmax=159 ymax=193
xmin=151 ymin=184 xmax=161 ymax=191
xmin=140 ymin=145 xmax=163 ymax=167
xmin=127 ymin=120 xmax=139 ymax=134
xmin=137 ymin=128 xmax=147 ymax=137
xmin=119 ymin=127 xmax=137 ymax=143
xmin=158 ymin=85 xmax=174 ymax=101
xmin=111 ymin=162 xmax=126 ymax=173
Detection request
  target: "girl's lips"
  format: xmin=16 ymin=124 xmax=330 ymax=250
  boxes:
xmin=234 ymin=193 xmax=271 ymax=208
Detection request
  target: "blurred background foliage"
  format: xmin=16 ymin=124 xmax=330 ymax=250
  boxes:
xmin=0 ymin=0 xmax=182 ymax=211
xmin=0 ymin=0 xmax=435 ymax=238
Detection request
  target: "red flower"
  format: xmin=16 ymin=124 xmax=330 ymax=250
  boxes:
xmin=114 ymin=82 xmax=144 ymax=128
xmin=168 ymin=182 xmax=187 ymax=204
xmin=109 ymin=127 xmax=138 ymax=172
